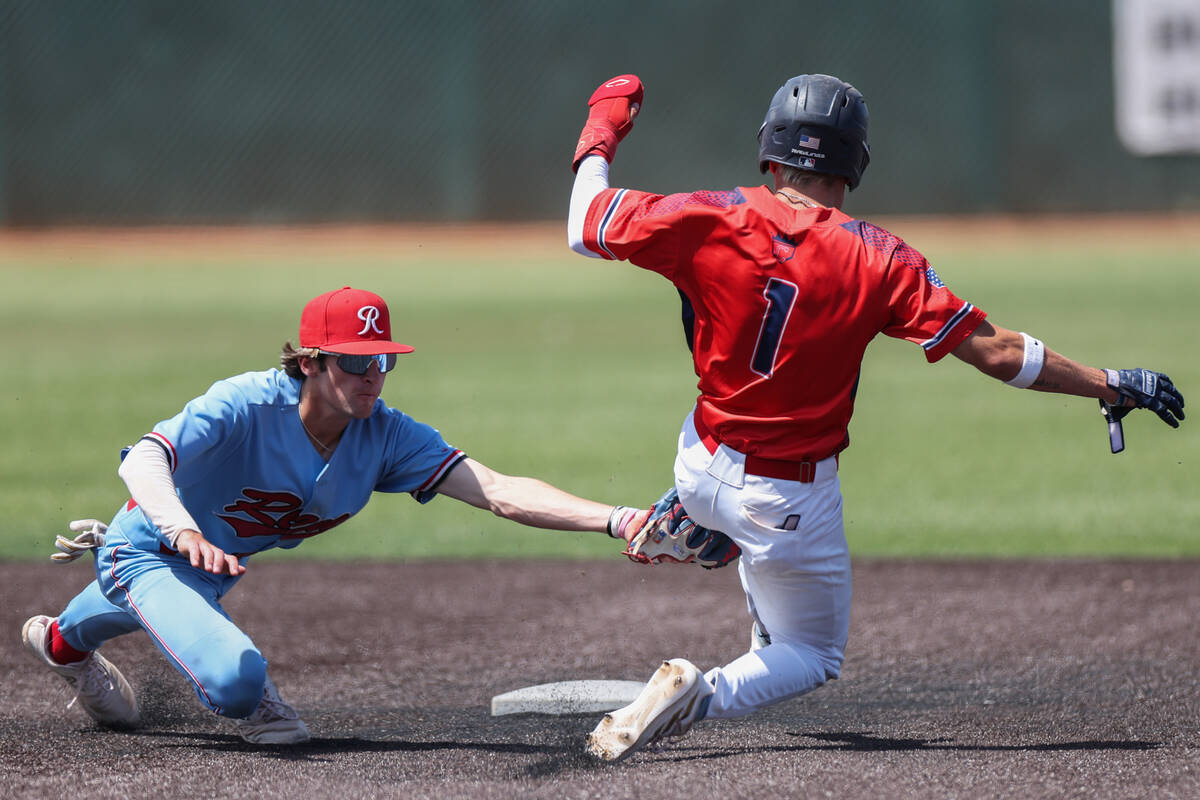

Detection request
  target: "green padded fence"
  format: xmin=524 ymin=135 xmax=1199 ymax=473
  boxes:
xmin=1 ymin=0 xmax=1197 ymax=224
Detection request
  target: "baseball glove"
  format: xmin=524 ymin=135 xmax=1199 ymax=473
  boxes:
xmin=624 ymin=488 xmax=740 ymax=569
xmin=51 ymin=519 xmax=108 ymax=563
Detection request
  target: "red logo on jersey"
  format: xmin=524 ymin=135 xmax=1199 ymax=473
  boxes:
xmin=771 ymin=234 xmax=797 ymax=264
xmin=218 ymin=489 xmax=351 ymax=540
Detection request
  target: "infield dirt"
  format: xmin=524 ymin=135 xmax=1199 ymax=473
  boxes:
xmin=2 ymin=559 xmax=1196 ymax=799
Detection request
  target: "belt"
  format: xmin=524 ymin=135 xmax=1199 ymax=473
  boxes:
xmin=693 ymin=413 xmax=836 ymax=484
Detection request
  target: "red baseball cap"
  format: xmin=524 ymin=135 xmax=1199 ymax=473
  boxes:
xmin=298 ymin=287 xmax=415 ymax=355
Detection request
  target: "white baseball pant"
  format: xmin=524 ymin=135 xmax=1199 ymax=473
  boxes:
xmin=672 ymin=409 xmax=851 ymax=720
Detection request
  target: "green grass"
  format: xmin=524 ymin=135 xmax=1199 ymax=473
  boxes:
xmin=2 ymin=226 xmax=1196 ymax=560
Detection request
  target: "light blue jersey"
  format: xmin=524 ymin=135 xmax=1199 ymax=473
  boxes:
xmin=106 ymin=368 xmax=465 ymax=557
xmin=57 ymin=367 xmax=465 ymax=719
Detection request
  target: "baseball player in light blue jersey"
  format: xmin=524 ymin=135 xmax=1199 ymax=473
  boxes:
xmin=22 ymin=286 xmax=651 ymax=744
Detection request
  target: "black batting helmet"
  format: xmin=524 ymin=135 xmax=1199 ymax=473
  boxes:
xmin=757 ymin=74 xmax=870 ymax=190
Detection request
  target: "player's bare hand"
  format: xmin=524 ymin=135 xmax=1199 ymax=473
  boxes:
xmin=624 ymin=508 xmax=652 ymax=543
xmin=175 ymin=529 xmax=246 ymax=576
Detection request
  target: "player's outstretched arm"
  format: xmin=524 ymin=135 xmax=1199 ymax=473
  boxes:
xmin=436 ymin=457 xmax=649 ymax=538
xmin=952 ymin=322 xmax=1184 ymax=416
xmin=952 ymin=322 xmax=1114 ymax=398
xmin=952 ymin=321 xmax=1185 ymax=450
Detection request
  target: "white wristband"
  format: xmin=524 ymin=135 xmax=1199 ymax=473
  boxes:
xmin=607 ymin=505 xmax=636 ymax=538
xmin=1004 ymin=332 xmax=1045 ymax=389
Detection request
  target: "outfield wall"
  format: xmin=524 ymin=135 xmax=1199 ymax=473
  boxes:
xmin=2 ymin=0 xmax=1198 ymax=225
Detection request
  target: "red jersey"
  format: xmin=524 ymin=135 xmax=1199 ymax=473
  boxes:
xmin=580 ymin=184 xmax=986 ymax=461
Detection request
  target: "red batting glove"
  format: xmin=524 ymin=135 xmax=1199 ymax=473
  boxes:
xmin=572 ymin=74 xmax=644 ymax=172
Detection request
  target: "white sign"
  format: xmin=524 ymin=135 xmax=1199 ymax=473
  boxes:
xmin=1114 ymin=0 xmax=1200 ymax=154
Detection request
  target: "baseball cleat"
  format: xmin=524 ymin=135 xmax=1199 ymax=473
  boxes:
xmin=22 ymin=614 xmax=140 ymax=729
xmin=235 ymin=676 xmax=310 ymax=744
xmin=585 ymin=658 xmax=713 ymax=762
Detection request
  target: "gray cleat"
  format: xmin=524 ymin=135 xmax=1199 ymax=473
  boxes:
xmin=235 ymin=676 xmax=310 ymax=745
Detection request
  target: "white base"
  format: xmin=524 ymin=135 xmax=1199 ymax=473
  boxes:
xmin=490 ymin=679 xmax=646 ymax=716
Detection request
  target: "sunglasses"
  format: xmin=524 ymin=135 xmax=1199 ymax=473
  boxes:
xmin=318 ymin=351 xmax=399 ymax=375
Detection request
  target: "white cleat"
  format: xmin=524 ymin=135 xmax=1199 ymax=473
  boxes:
xmin=235 ymin=676 xmax=310 ymax=744
xmin=22 ymin=614 xmax=140 ymax=729
xmin=585 ymin=658 xmax=714 ymax=762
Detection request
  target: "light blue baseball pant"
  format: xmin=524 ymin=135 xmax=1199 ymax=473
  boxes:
xmin=55 ymin=537 xmax=266 ymax=719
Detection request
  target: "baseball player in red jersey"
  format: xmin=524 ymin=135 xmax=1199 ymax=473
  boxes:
xmin=567 ymin=73 xmax=1185 ymax=762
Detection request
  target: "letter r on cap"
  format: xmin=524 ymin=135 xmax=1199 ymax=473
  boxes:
xmin=357 ymin=306 xmax=383 ymax=336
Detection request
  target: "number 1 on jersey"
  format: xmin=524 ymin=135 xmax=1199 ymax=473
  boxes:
xmin=751 ymin=277 xmax=798 ymax=377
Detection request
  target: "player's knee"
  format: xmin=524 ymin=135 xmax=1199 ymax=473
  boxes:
xmin=202 ymin=652 xmax=267 ymax=719
xmin=761 ymin=636 xmax=843 ymax=683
